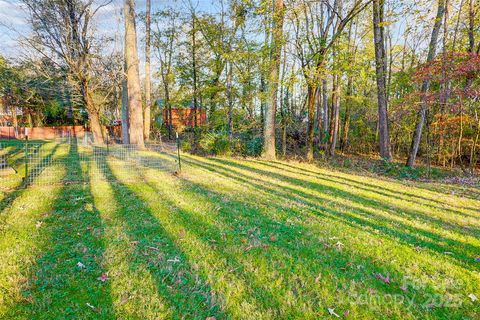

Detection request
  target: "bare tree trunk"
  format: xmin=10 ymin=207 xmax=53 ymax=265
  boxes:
xmin=321 ymin=78 xmax=329 ymax=146
xmin=328 ymin=72 xmax=340 ymax=156
xmin=406 ymin=0 xmax=446 ymax=167
xmin=226 ymin=62 xmax=234 ymax=139
xmin=144 ymin=0 xmax=151 ymax=141
xmin=315 ymin=86 xmax=322 ymax=138
xmin=263 ymin=0 xmax=285 ymax=160
xmin=88 ymin=107 xmax=104 ymax=145
xmin=340 ymin=76 xmax=353 ymax=152
xmin=373 ymin=0 xmax=392 ymax=159
xmin=121 ymin=70 xmax=130 ymax=144
xmin=78 ymin=77 xmax=104 ymax=143
xmin=260 ymin=75 xmax=266 ymax=133
xmin=124 ymin=0 xmax=144 ymax=148
xmin=11 ymin=105 xmax=18 ymax=138
xmin=468 ymin=0 xmax=476 ymax=53
xmin=191 ymin=12 xmax=199 ymax=146
xmin=470 ymin=110 xmax=479 ymax=174
xmin=306 ymin=85 xmax=316 ymax=161
xmin=282 ymin=87 xmax=288 ymax=157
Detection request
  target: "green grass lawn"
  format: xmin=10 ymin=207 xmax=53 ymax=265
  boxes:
xmin=0 ymin=143 xmax=479 ymax=319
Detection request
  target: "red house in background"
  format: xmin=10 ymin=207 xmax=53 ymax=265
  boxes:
xmin=164 ymin=107 xmax=206 ymax=128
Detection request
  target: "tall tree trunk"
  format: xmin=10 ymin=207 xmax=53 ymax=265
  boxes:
xmin=282 ymin=87 xmax=288 ymax=157
xmin=121 ymin=69 xmax=130 ymax=144
xmin=321 ymin=78 xmax=329 ymax=146
xmin=79 ymin=77 xmax=104 ymax=143
xmin=11 ymin=105 xmax=18 ymax=138
xmin=226 ymin=62 xmax=234 ymax=139
xmin=124 ymin=0 xmax=144 ymax=148
xmin=306 ymin=84 xmax=316 ymax=161
xmin=260 ymin=75 xmax=266 ymax=133
xmin=373 ymin=0 xmax=392 ymax=159
xmin=143 ymin=0 xmax=151 ymax=141
xmin=263 ymin=0 xmax=285 ymax=160
xmin=191 ymin=12 xmax=199 ymax=146
xmin=340 ymin=76 xmax=353 ymax=152
xmin=406 ymin=0 xmax=446 ymax=167
xmin=328 ymin=72 xmax=340 ymax=156
xmin=468 ymin=0 xmax=476 ymax=53
xmin=315 ymin=86 xmax=322 ymax=138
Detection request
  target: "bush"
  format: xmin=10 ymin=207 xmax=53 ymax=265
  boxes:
xmin=180 ymin=139 xmax=192 ymax=153
xmin=245 ymin=135 xmax=263 ymax=157
xmin=199 ymin=132 xmax=233 ymax=156
xmin=377 ymin=160 xmax=445 ymax=180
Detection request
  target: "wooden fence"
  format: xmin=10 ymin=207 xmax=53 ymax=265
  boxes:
xmin=0 ymin=126 xmax=87 ymax=140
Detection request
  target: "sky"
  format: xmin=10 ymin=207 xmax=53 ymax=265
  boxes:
xmin=0 ymin=0 xmax=219 ymax=59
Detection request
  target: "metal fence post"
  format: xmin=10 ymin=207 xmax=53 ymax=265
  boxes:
xmin=24 ymin=136 xmax=29 ymax=182
xmin=176 ymin=132 xmax=181 ymax=172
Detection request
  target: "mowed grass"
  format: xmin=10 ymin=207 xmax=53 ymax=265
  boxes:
xmin=0 ymin=143 xmax=479 ymax=319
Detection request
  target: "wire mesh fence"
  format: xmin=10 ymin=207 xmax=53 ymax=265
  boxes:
xmin=0 ymin=139 xmax=180 ymax=188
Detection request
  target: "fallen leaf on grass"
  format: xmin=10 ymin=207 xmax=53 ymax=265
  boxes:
xmin=468 ymin=293 xmax=478 ymax=302
xmin=333 ymin=241 xmax=344 ymax=250
xmin=76 ymin=262 xmax=85 ymax=269
xmin=205 ymin=317 xmax=216 ymax=320
xmin=327 ymin=308 xmax=340 ymax=318
xmin=269 ymin=235 xmax=277 ymax=242
xmin=130 ymin=241 xmax=139 ymax=247
xmin=167 ymin=257 xmax=180 ymax=263
xmin=475 ymin=257 xmax=480 ymax=262
xmin=374 ymin=273 xmax=391 ymax=284
xmin=97 ymin=273 xmax=109 ymax=282
xmin=120 ymin=294 xmax=130 ymax=304
xmin=86 ymin=303 xmax=96 ymax=311
xmin=400 ymin=285 xmax=408 ymax=292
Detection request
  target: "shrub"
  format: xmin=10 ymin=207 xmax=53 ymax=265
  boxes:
xmin=199 ymin=132 xmax=233 ymax=156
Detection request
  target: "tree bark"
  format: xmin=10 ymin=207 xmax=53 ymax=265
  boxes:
xmin=340 ymin=76 xmax=353 ymax=152
xmin=306 ymin=85 xmax=316 ymax=161
xmin=373 ymin=0 xmax=392 ymax=160
xmin=191 ymin=12 xmax=199 ymax=146
xmin=263 ymin=0 xmax=285 ymax=160
xmin=321 ymin=78 xmax=329 ymax=145
xmin=328 ymin=72 xmax=340 ymax=156
xmin=124 ymin=0 xmax=144 ymax=148
xmin=144 ymin=0 xmax=151 ymax=141
xmin=226 ymin=61 xmax=234 ymax=139
xmin=121 ymin=66 xmax=130 ymax=144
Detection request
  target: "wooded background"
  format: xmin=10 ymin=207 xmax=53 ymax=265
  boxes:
xmin=0 ymin=0 xmax=478 ymax=171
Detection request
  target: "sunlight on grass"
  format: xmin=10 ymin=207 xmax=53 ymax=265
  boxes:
xmin=90 ymin=177 xmax=173 ymax=319
xmin=0 ymin=144 xmax=478 ymax=319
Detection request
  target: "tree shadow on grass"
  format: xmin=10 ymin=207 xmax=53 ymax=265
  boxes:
xmin=138 ymin=162 xmax=475 ymax=319
xmin=96 ymin=157 xmax=227 ymax=319
xmin=264 ymin=160 xmax=480 ymax=206
xmin=247 ymin=159 xmax=479 ymax=219
xmin=177 ymin=156 xmax=479 ymax=271
xmin=0 ymin=143 xmax=62 ymax=237
xmin=209 ymin=158 xmax=480 ymax=238
xmin=17 ymin=141 xmax=115 ymax=319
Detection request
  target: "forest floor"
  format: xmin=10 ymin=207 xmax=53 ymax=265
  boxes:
xmin=0 ymin=143 xmax=479 ymax=319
